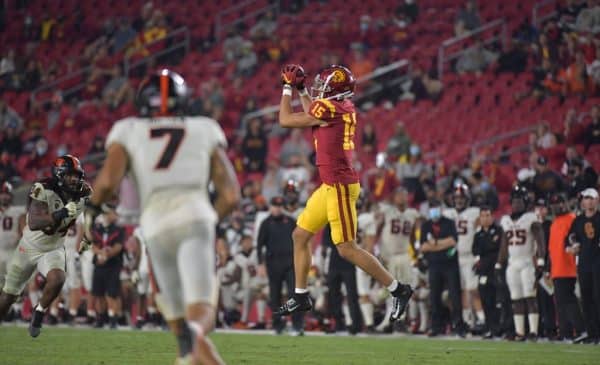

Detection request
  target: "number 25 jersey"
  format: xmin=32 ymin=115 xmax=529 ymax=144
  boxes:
xmin=106 ymin=116 xmax=226 ymax=237
xmin=500 ymin=212 xmax=538 ymax=263
xmin=308 ymin=99 xmax=359 ymax=185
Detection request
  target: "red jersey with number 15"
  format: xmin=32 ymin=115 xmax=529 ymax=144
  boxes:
xmin=308 ymin=98 xmax=359 ymax=185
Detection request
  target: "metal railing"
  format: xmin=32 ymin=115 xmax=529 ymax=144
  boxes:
xmin=532 ymin=0 xmax=558 ymax=28
xmin=30 ymin=27 xmax=190 ymax=105
xmin=239 ymin=59 xmax=412 ymax=126
xmin=215 ymin=0 xmax=281 ymax=41
xmin=437 ymin=18 xmax=508 ymax=80
xmin=470 ymin=125 xmax=537 ymax=161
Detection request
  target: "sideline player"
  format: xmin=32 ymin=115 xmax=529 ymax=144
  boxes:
xmin=0 ymin=156 xmax=90 ymax=337
xmin=496 ymin=185 xmax=545 ymax=340
xmin=444 ymin=184 xmax=484 ymax=329
xmin=377 ymin=187 xmax=420 ymax=332
xmin=82 ymin=69 xmax=239 ymax=365
xmin=0 ymin=182 xmax=26 ymax=320
xmin=276 ymin=64 xmax=413 ymax=320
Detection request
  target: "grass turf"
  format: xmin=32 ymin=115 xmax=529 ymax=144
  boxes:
xmin=0 ymin=326 xmax=598 ymax=365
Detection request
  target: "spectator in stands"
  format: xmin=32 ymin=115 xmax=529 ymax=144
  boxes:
xmin=559 ymin=51 xmax=590 ymax=97
xmin=242 ymin=118 xmax=268 ymax=173
xmin=132 ymin=1 xmax=153 ymax=32
xmin=575 ymin=1 xmax=600 ymax=33
xmin=456 ymin=39 xmax=497 ymax=75
xmin=102 ymin=65 xmax=134 ymax=109
xmin=557 ymin=0 xmax=587 ymax=31
xmin=563 ymin=108 xmax=586 ymax=144
xmin=21 ymin=59 xmax=41 ymax=91
xmin=406 ymin=68 xmax=443 ymax=101
xmin=567 ymin=157 xmax=598 ymax=199
xmin=586 ymin=43 xmax=600 ymax=87
xmin=0 ymin=100 xmax=23 ymax=133
xmin=280 ymin=129 xmax=311 ymax=165
xmin=350 ymin=48 xmax=374 ymax=81
xmin=361 ymin=122 xmax=377 ymax=154
xmin=396 ymin=0 xmax=419 ymax=23
xmin=0 ymin=49 xmax=15 ymax=78
xmin=88 ymin=135 xmax=105 ymax=156
xmin=110 ymin=18 xmax=137 ymax=54
xmin=250 ymin=11 xmax=277 ymax=40
xmin=584 ymin=104 xmax=600 ymax=151
xmin=535 ymin=122 xmax=558 ymax=149
xmin=1 ymin=126 xmax=22 ymax=157
xmin=532 ymin=33 xmax=558 ymax=65
xmin=532 ymin=156 xmax=566 ymax=199
xmin=455 ymin=0 xmax=481 ymax=36
xmin=223 ymin=29 xmax=245 ymax=64
xmin=261 ymin=159 xmax=283 ymax=202
xmin=495 ymin=40 xmax=528 ymax=75
xmin=386 ymin=121 xmax=411 ymax=161
xmin=236 ymin=41 xmax=258 ymax=77
xmin=398 ymin=145 xmax=428 ymax=193
xmin=0 ymin=151 xmax=18 ymax=182
xmin=366 ymin=152 xmax=399 ymax=203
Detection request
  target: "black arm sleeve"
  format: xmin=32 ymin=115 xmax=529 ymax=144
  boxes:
xmin=256 ymin=218 xmax=269 ymax=264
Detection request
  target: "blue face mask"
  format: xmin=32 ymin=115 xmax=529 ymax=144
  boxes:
xmin=429 ymin=207 xmax=441 ymax=221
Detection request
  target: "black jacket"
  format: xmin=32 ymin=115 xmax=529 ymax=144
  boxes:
xmin=472 ymin=223 xmax=503 ymax=276
xmin=256 ymin=214 xmax=295 ymax=264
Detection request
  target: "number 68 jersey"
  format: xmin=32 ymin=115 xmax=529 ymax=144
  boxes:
xmin=106 ymin=116 xmax=227 ymax=237
xmin=379 ymin=203 xmax=420 ymax=257
xmin=500 ymin=212 xmax=538 ymax=263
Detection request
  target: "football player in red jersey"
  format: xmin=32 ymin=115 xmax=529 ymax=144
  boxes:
xmin=277 ymin=64 xmax=413 ymax=323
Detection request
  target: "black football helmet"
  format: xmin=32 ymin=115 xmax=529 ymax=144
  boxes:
xmin=453 ymin=183 xmax=471 ymax=210
xmin=510 ymin=185 xmax=529 ymax=214
xmin=135 ymin=69 xmax=189 ymax=117
xmin=52 ymin=155 xmax=85 ymax=194
xmin=0 ymin=181 xmax=13 ymax=208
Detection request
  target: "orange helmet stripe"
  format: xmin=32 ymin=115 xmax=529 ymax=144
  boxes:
xmin=160 ymin=73 xmax=169 ymax=115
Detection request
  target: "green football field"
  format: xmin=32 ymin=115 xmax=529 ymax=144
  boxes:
xmin=0 ymin=326 xmax=598 ymax=365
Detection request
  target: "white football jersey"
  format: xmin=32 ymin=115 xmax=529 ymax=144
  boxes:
xmin=106 ymin=116 xmax=226 ymax=238
xmin=233 ymin=249 xmax=259 ymax=286
xmin=500 ymin=212 xmax=538 ymax=263
xmin=0 ymin=205 xmax=25 ymax=252
xmin=444 ymin=207 xmax=480 ymax=255
xmin=21 ymin=180 xmax=87 ymax=252
xmin=357 ymin=212 xmax=376 ymax=248
xmin=63 ymin=215 xmax=83 ymax=254
xmin=379 ymin=204 xmax=420 ymax=256
xmin=133 ymin=227 xmax=149 ymax=274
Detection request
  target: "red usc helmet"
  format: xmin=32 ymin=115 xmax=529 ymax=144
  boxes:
xmin=310 ymin=65 xmax=356 ymax=100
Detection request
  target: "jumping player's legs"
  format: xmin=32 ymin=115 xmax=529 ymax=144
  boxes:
xmin=294 ymin=184 xmax=329 ymax=290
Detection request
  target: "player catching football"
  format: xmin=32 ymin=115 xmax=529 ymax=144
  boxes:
xmin=277 ymin=64 xmax=413 ymax=321
xmin=82 ymin=69 xmax=239 ymax=365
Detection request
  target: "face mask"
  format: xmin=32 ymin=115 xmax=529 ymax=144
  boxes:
xmin=429 ymin=207 xmax=441 ymax=221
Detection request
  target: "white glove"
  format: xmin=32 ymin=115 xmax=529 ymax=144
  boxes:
xmin=78 ymin=236 xmax=92 ymax=254
xmin=131 ymin=270 xmax=140 ymax=285
xmin=65 ymin=202 xmax=78 ymax=217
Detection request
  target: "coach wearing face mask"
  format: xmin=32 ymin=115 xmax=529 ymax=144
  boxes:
xmin=419 ymin=200 xmax=465 ymax=336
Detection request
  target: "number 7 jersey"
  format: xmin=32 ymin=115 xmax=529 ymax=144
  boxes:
xmin=106 ymin=116 xmax=227 ymax=236
xmin=500 ymin=212 xmax=538 ymax=263
xmin=308 ymin=98 xmax=359 ymax=185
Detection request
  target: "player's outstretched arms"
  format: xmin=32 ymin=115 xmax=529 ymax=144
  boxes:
xmin=211 ymin=146 xmax=241 ymax=220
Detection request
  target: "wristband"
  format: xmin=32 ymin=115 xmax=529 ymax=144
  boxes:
xmin=282 ymin=85 xmax=293 ymax=96
xmin=494 ymin=263 xmax=502 ymax=270
xmin=52 ymin=208 xmax=69 ymax=222
xmin=536 ymin=258 xmax=545 ymax=267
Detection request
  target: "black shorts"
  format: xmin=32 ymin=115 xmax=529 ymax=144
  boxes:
xmin=92 ymin=266 xmax=121 ymax=298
